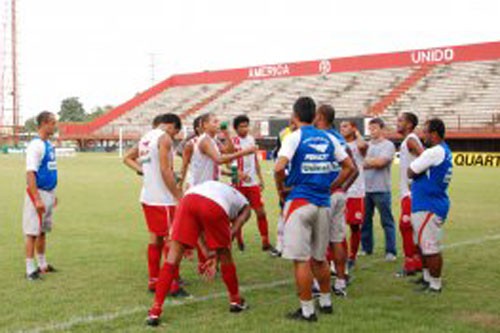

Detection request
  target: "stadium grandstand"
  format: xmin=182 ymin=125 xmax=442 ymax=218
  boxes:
xmin=58 ymin=41 xmax=500 ymax=151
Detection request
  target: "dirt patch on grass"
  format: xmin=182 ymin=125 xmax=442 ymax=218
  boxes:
xmin=458 ymin=311 xmax=500 ymax=331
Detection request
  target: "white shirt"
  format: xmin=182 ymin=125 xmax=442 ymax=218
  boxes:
xmin=187 ymin=181 xmax=249 ymax=219
xmin=26 ymin=139 xmax=46 ymax=172
xmin=346 ymin=140 xmax=365 ymax=198
xmin=138 ymin=128 xmax=176 ymax=206
xmin=232 ymin=135 xmax=258 ymax=187
xmin=410 ymin=145 xmax=446 ymax=174
xmin=190 ymin=133 xmax=220 ymax=186
xmin=399 ymin=133 xmax=424 ymax=198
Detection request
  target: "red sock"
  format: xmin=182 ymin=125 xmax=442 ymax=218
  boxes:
xmin=221 ymin=262 xmax=240 ymax=303
xmin=257 ymin=216 xmax=270 ymax=246
xmin=326 ymin=246 xmax=334 ymax=262
xmin=151 ymin=263 xmax=178 ymax=315
xmin=349 ymin=227 xmax=361 ymax=261
xmin=342 ymin=238 xmax=348 ymax=253
xmin=148 ymin=243 xmax=162 ymax=282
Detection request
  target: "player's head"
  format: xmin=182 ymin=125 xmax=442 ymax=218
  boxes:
xmin=292 ymin=97 xmax=316 ymax=126
xmin=152 ymin=114 xmax=163 ymax=128
xmin=193 ymin=115 xmax=203 ymax=136
xmin=397 ymin=112 xmax=418 ymax=135
xmin=340 ymin=120 xmax=357 ymax=139
xmin=423 ymin=118 xmax=446 ymax=146
xmin=233 ymin=115 xmax=250 ymax=137
xmin=314 ymin=104 xmax=335 ymax=130
xmin=200 ymin=113 xmax=219 ymax=136
xmin=156 ymin=113 xmax=182 ymax=138
xmin=36 ymin=111 xmax=57 ymax=135
xmin=368 ymin=118 xmax=385 ymax=140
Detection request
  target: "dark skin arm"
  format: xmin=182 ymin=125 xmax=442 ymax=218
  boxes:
xmin=200 ymin=136 xmax=257 ymax=165
xmin=27 ymin=172 xmax=45 ymax=216
xmin=158 ymin=134 xmax=182 ymax=201
xmin=123 ymin=146 xmax=143 ymax=175
xmin=338 ymin=147 xmax=359 ymax=192
xmin=330 ymin=157 xmax=356 ymax=193
xmin=407 ymin=137 xmax=424 ymax=157
xmin=178 ymin=141 xmax=194 ymax=187
xmin=274 ymin=156 xmax=292 ymax=204
xmin=230 ymin=205 xmax=252 ymax=239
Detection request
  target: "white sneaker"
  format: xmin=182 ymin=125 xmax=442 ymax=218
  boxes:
xmin=385 ymin=253 xmax=397 ymax=262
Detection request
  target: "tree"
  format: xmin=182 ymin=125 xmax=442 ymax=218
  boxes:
xmin=58 ymin=97 xmax=86 ymax=122
xmin=24 ymin=117 xmax=37 ymax=133
xmin=86 ymin=105 xmax=113 ymax=121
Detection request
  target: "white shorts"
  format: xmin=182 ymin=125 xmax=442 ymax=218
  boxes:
xmin=282 ymin=199 xmax=330 ymax=262
xmin=411 ymin=211 xmax=444 ymax=255
xmin=329 ymin=192 xmax=346 ymax=243
xmin=23 ymin=189 xmax=56 ymax=236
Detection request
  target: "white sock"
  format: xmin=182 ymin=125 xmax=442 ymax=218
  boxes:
xmin=312 ymin=279 xmax=320 ymax=290
xmin=300 ymin=300 xmax=315 ymax=317
xmin=423 ymin=269 xmax=430 ymax=282
xmin=335 ymin=278 xmax=346 ymax=290
xmin=319 ymin=293 xmax=331 ymax=307
xmin=330 ymin=262 xmax=337 ymax=274
xmin=429 ymin=276 xmax=442 ymax=290
xmin=26 ymin=258 xmax=37 ymax=275
xmin=37 ymin=254 xmax=47 ymax=270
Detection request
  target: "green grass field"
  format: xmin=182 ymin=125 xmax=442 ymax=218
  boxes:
xmin=1 ymin=153 xmax=500 ymax=333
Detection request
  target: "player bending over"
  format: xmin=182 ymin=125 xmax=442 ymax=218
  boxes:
xmin=146 ymin=181 xmax=252 ymax=326
xmin=408 ymin=118 xmax=453 ymax=293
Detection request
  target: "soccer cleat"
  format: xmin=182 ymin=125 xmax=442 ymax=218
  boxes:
xmin=38 ymin=265 xmax=57 ymax=274
xmin=26 ymin=271 xmax=42 ymax=281
xmin=411 ymin=277 xmax=429 ymax=286
xmin=286 ymin=308 xmax=318 ymax=322
xmin=145 ymin=314 xmax=160 ymax=327
xmin=269 ymin=247 xmax=282 ymax=258
xmin=237 ymin=242 xmax=245 ymax=252
xmin=169 ymin=287 xmax=192 ymax=298
xmin=311 ymin=286 xmax=321 ymax=298
xmin=229 ymin=298 xmax=249 ymax=313
xmin=262 ymin=244 xmax=277 ymax=252
xmin=332 ymin=286 xmax=347 ymax=298
xmin=347 ymin=259 xmax=356 ymax=270
xmin=318 ymin=304 xmax=333 ymax=314
xmin=425 ymin=287 xmax=442 ymax=294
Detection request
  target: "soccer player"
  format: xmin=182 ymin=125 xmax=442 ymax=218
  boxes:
xmin=178 ymin=115 xmax=203 ymax=189
xmin=340 ymin=120 xmax=368 ymax=269
xmin=123 ymin=113 xmax=185 ymax=294
xmin=146 ymin=180 xmax=252 ymax=326
xmin=314 ymin=105 xmax=358 ymax=297
xmin=275 ymin=97 xmax=355 ymax=321
xmin=396 ymin=112 xmax=424 ymax=276
xmin=361 ymin=118 xmax=397 ymax=261
xmin=23 ymin=111 xmax=58 ymax=280
xmin=231 ymin=115 xmax=276 ymax=252
xmin=408 ymin=118 xmax=452 ymax=293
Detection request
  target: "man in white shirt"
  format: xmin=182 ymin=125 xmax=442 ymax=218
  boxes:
xmin=146 ymin=181 xmax=252 ymax=326
xmin=23 ymin=111 xmax=58 ymax=280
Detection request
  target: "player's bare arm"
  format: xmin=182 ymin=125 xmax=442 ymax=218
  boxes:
xmin=407 ymin=137 xmax=424 ymax=157
xmin=255 ymin=154 xmax=265 ymax=190
xmin=158 ymin=134 xmax=182 ymax=201
xmin=219 ymin=128 xmax=236 ymax=154
xmin=330 ymin=157 xmax=356 ymax=192
xmin=27 ymin=171 xmax=45 ymax=216
xmin=339 ymin=147 xmax=359 ymax=192
xmin=230 ymin=205 xmax=252 ymax=239
xmin=200 ymin=136 xmax=257 ymax=164
xmin=355 ymin=130 xmax=368 ymax=157
xmin=274 ymin=156 xmax=291 ymax=203
xmin=363 ymin=156 xmax=391 ymax=169
xmin=123 ymin=146 xmax=143 ymax=175
xmin=179 ymin=141 xmax=194 ymax=187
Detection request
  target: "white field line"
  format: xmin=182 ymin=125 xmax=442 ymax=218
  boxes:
xmin=15 ymin=233 xmax=500 ymax=333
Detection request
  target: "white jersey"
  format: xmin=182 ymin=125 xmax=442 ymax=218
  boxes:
xmin=190 ymin=133 xmax=220 ymax=186
xmin=399 ymin=132 xmax=423 ymax=199
xmin=185 ymin=136 xmax=200 ymax=187
xmin=232 ymin=135 xmax=258 ymax=187
xmin=138 ymin=128 xmax=176 ymax=206
xmin=187 ymin=181 xmax=249 ymax=219
xmin=346 ymin=140 xmax=365 ymax=198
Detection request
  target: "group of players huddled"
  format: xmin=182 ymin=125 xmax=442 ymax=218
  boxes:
xmin=21 ymin=96 xmax=452 ymax=327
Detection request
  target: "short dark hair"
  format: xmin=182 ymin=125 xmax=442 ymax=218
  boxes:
xmin=233 ymin=115 xmax=250 ymax=130
xmin=152 ymin=114 xmax=163 ymax=127
xmin=402 ymin=112 xmax=418 ymax=130
xmin=193 ymin=115 xmax=203 ymax=135
xmin=293 ymin=97 xmax=316 ymax=124
xmin=156 ymin=113 xmax=182 ymax=130
xmin=369 ymin=118 xmax=385 ymax=128
xmin=36 ymin=111 xmax=54 ymax=128
xmin=200 ymin=113 xmax=213 ymax=127
xmin=317 ymin=104 xmax=336 ymax=126
xmin=426 ymin=118 xmax=446 ymax=139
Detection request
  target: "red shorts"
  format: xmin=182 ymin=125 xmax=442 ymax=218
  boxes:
xmin=400 ymin=196 xmax=412 ymax=225
xmin=170 ymin=194 xmax=231 ymax=250
xmin=235 ymin=185 xmax=263 ymax=209
xmin=141 ymin=204 xmax=176 ymax=237
xmin=345 ymin=197 xmax=365 ymax=225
